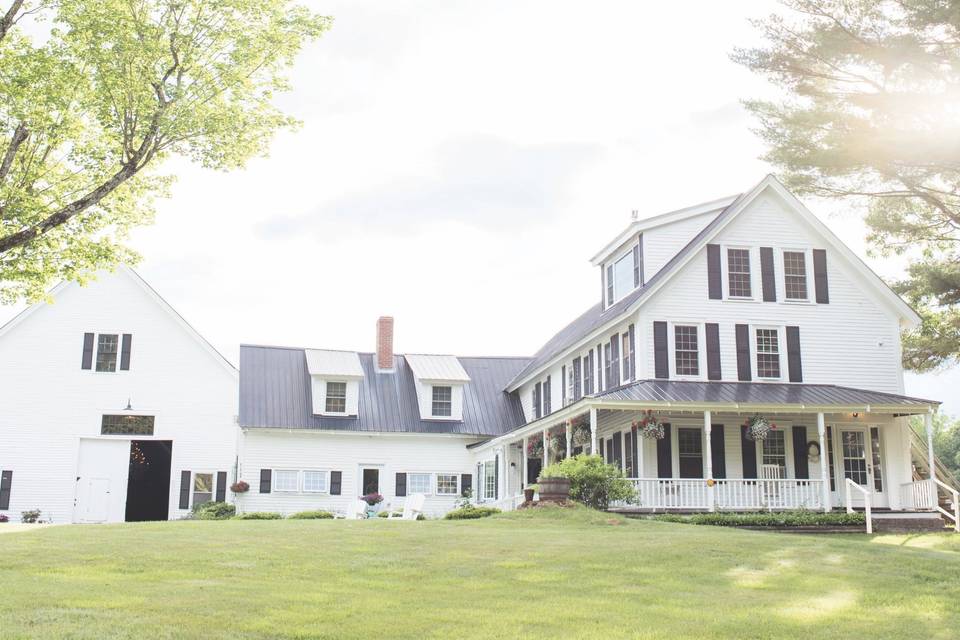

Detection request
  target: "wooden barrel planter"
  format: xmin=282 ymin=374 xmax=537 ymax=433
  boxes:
xmin=537 ymin=477 xmax=571 ymax=502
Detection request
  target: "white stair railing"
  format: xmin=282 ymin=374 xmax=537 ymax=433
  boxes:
xmin=845 ymin=478 xmax=873 ymax=534
xmin=932 ymin=478 xmax=960 ymax=533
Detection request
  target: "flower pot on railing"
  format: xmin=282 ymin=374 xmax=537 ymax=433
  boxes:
xmin=537 ymin=477 xmax=571 ymax=502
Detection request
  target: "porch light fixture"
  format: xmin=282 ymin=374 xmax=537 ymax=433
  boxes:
xmin=853 ymin=412 xmax=859 ymax=418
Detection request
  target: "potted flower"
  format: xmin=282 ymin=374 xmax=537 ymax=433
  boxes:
xmin=361 ymin=493 xmax=383 ymax=517
xmin=0 ymin=514 xmax=8 ymax=523
xmin=633 ymin=410 xmax=665 ymax=440
xmin=744 ymin=414 xmax=776 ymax=441
xmin=230 ymin=480 xmax=250 ymax=494
xmin=537 ymin=470 xmax=571 ymax=503
xmin=527 ymin=437 xmax=544 ymax=459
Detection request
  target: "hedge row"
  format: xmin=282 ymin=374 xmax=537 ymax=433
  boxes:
xmin=651 ymin=511 xmax=867 ymax=527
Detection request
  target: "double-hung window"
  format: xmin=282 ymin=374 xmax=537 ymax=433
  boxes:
xmin=325 ymin=382 xmax=347 ymax=413
xmin=408 ymin=473 xmax=431 ymax=495
xmin=192 ymin=473 xmax=213 ymax=506
xmin=302 ymin=470 xmax=328 ymax=493
xmin=432 ymin=386 xmax=452 ymax=417
xmin=783 ymin=251 xmax=808 ymax=300
xmin=674 ymin=325 xmax=699 ymax=376
xmin=762 ymin=430 xmax=787 ymax=477
xmin=436 ymin=474 xmax=458 ymax=495
xmin=727 ymin=248 xmax=752 ymax=298
xmin=755 ymin=328 xmax=781 ymax=379
xmin=483 ymin=461 xmax=496 ymax=499
xmin=621 ymin=333 xmax=631 ymax=382
xmin=273 ymin=469 xmax=299 ymax=492
xmin=96 ymin=334 xmax=119 ymax=372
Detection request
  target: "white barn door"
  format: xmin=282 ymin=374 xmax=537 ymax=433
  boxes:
xmin=74 ymin=439 xmax=130 ymax=523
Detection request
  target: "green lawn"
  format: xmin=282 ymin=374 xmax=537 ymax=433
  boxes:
xmin=2 ymin=507 xmax=959 ymax=639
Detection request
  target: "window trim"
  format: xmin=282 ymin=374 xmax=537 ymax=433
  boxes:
xmin=779 ymin=247 xmax=814 ymax=303
xmin=667 ymin=322 xmax=705 ymax=380
xmin=435 ymin=473 xmax=459 ymax=496
xmin=407 ymin=472 xmax=433 ymax=496
xmin=754 ymin=423 xmax=795 ymax=479
xmin=753 ymin=325 xmax=785 ymax=381
xmin=605 ymin=240 xmax=641 ymax=305
xmin=721 ymin=245 xmax=758 ymax=301
xmin=272 ymin=468 xmax=300 ymax=493
xmin=324 ymin=380 xmax=348 ymax=414
xmin=86 ymin=331 xmax=129 ymax=374
xmin=482 ymin=460 xmax=496 ymax=500
xmin=431 ymin=385 xmax=453 ymax=418
xmin=192 ymin=471 xmax=215 ymax=507
xmin=301 ymin=469 xmax=330 ymax=494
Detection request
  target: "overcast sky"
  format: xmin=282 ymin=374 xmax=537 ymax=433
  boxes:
xmin=2 ymin=1 xmax=956 ymax=413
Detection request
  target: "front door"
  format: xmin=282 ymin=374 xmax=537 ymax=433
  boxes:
xmin=362 ymin=468 xmax=380 ymax=496
xmin=838 ymin=427 xmax=884 ymax=507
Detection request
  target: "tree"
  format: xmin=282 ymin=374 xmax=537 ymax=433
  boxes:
xmin=911 ymin=412 xmax=960 ymax=479
xmin=734 ymin=0 xmax=960 ymax=371
xmin=0 ymin=1 xmax=329 ymax=302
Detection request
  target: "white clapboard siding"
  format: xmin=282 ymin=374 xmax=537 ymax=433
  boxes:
xmin=0 ymin=268 xmax=238 ymax=523
xmin=642 ymin=210 xmax=715 ymax=283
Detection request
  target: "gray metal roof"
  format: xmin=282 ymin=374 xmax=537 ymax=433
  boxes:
xmin=507 ymin=193 xmax=745 ymax=389
xmin=594 ymin=379 xmax=938 ymax=410
xmin=239 ymin=345 xmax=531 ymax=436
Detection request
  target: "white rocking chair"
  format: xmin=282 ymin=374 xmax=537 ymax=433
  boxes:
xmin=388 ymin=493 xmax=426 ymax=520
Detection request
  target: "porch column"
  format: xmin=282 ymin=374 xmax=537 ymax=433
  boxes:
xmin=543 ymin=428 xmax=549 ymax=467
xmin=818 ymin=413 xmax=830 ymax=513
xmin=589 ymin=407 xmax=598 ymax=455
xmin=496 ymin=446 xmax=506 ymax=501
xmin=565 ymin=421 xmax=572 ymax=459
xmin=704 ymin=411 xmax=715 ymax=512
xmin=925 ymin=412 xmax=937 ymax=482
xmin=522 ymin=436 xmax=528 ymax=490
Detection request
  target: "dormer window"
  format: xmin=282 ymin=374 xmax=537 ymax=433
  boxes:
xmin=432 ymin=386 xmax=452 ymax=417
xmin=604 ymin=239 xmax=642 ymax=307
xmin=324 ymin=382 xmax=347 ymax=413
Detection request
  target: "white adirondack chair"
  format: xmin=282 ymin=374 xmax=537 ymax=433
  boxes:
xmin=351 ymin=499 xmax=369 ymax=520
xmin=388 ymin=493 xmax=425 ymax=520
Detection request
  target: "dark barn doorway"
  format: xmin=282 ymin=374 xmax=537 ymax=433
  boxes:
xmin=125 ymin=440 xmax=172 ymax=521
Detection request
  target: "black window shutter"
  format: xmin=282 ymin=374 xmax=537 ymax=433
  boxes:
xmin=81 ymin=333 xmax=95 ymax=370
xmin=653 ymin=321 xmax=669 ymax=379
xmin=544 ymin=375 xmax=551 ymax=414
xmin=705 ymin=323 xmax=721 ymax=380
xmin=460 ymin=473 xmax=472 ymax=498
xmin=120 ymin=334 xmax=132 ymax=371
xmin=259 ymin=469 xmax=272 ymax=494
xmin=599 ymin=438 xmax=605 ymax=460
xmin=707 ymin=244 xmax=722 ymax=299
xmin=573 ymin=359 xmax=582 ymax=401
xmin=0 ymin=470 xmax=12 ymax=510
xmin=628 ymin=324 xmax=636 ymax=381
xmin=657 ymin=424 xmax=672 ymax=478
xmin=215 ymin=471 xmax=227 ymax=502
xmin=792 ymin=426 xmax=809 ymax=479
xmin=494 ymin=455 xmax=499 ymax=500
xmin=813 ymin=249 xmax=829 ymax=303
xmin=631 ymin=426 xmax=639 ymax=477
xmin=533 ymin=382 xmax=541 ymax=419
xmin=613 ymin=431 xmax=623 ymax=469
xmin=711 ymin=426 xmax=726 ymax=479
xmin=735 ymin=324 xmax=752 ymax=381
xmin=179 ymin=470 xmax=191 ymax=508
xmin=786 ymin=326 xmax=803 ymax=382
xmin=330 ymin=471 xmax=342 ymax=495
xmin=395 ymin=472 xmax=407 ymax=497
xmin=610 ymin=334 xmax=620 ymax=387
xmin=740 ymin=427 xmax=758 ymax=478
xmin=760 ymin=247 xmax=776 ymax=302
xmin=633 ymin=241 xmax=641 ymax=287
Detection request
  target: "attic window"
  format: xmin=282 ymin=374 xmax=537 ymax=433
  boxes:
xmin=325 ymin=382 xmax=347 ymax=413
xmin=432 ymin=386 xmax=452 ymax=417
xmin=607 ymin=241 xmax=641 ymax=305
xmin=96 ymin=334 xmax=119 ymax=372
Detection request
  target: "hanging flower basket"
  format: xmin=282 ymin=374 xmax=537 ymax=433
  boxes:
xmin=744 ymin=414 xmax=777 ymax=441
xmin=230 ymin=480 xmax=250 ymax=494
xmin=527 ymin=437 xmax=544 ymax=458
xmin=572 ymin=422 xmax=591 ymax=447
xmin=634 ymin=410 xmax=665 ymax=440
xmin=549 ymin=431 xmax=566 ymax=457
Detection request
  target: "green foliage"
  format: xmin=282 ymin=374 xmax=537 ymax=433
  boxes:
xmin=191 ymin=501 xmax=236 ymax=520
xmin=20 ymin=509 xmax=41 ymax=523
xmin=538 ymin=454 xmax=635 ymax=510
xmin=233 ymin=511 xmax=282 ymax=520
xmin=0 ymin=1 xmax=330 ymax=302
xmin=652 ymin=511 xmax=866 ymax=527
xmin=444 ymin=506 xmax=501 ymax=520
xmin=912 ymin=413 xmax=960 ymax=479
xmin=735 ymin=0 xmax=960 ymax=370
xmin=287 ymin=510 xmax=334 ymax=520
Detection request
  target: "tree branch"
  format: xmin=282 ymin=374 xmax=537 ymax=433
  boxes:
xmin=0 ymin=0 xmax=25 ymax=42
xmin=0 ymin=122 xmax=28 ymax=184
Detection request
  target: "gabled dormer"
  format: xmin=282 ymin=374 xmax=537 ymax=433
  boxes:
xmin=306 ymin=349 xmax=364 ymax=417
xmin=598 ymin=234 xmax=643 ymax=309
xmin=405 ymin=354 xmax=471 ymax=421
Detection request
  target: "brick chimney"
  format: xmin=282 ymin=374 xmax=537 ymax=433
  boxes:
xmin=376 ymin=316 xmax=395 ymax=371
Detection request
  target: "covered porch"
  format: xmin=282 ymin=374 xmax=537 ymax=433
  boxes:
xmin=476 ymin=381 xmax=955 ymax=527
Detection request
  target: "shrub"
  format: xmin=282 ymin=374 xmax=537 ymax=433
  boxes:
xmin=651 ymin=511 xmax=867 ymax=527
xmin=444 ymin=506 xmax=500 ymax=520
xmin=192 ymin=501 xmax=236 ymax=520
xmin=20 ymin=509 xmax=41 ymax=523
xmin=288 ymin=510 xmax=334 ymax=519
xmin=538 ymin=455 xmax=635 ymax=510
xmin=233 ymin=511 xmax=282 ymax=520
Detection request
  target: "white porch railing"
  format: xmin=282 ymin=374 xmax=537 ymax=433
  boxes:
xmin=845 ymin=478 xmax=873 ymax=534
xmin=620 ymin=478 xmax=825 ymax=511
xmin=901 ymin=478 xmax=960 ymax=532
xmin=488 ymin=494 xmax=525 ymax=512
